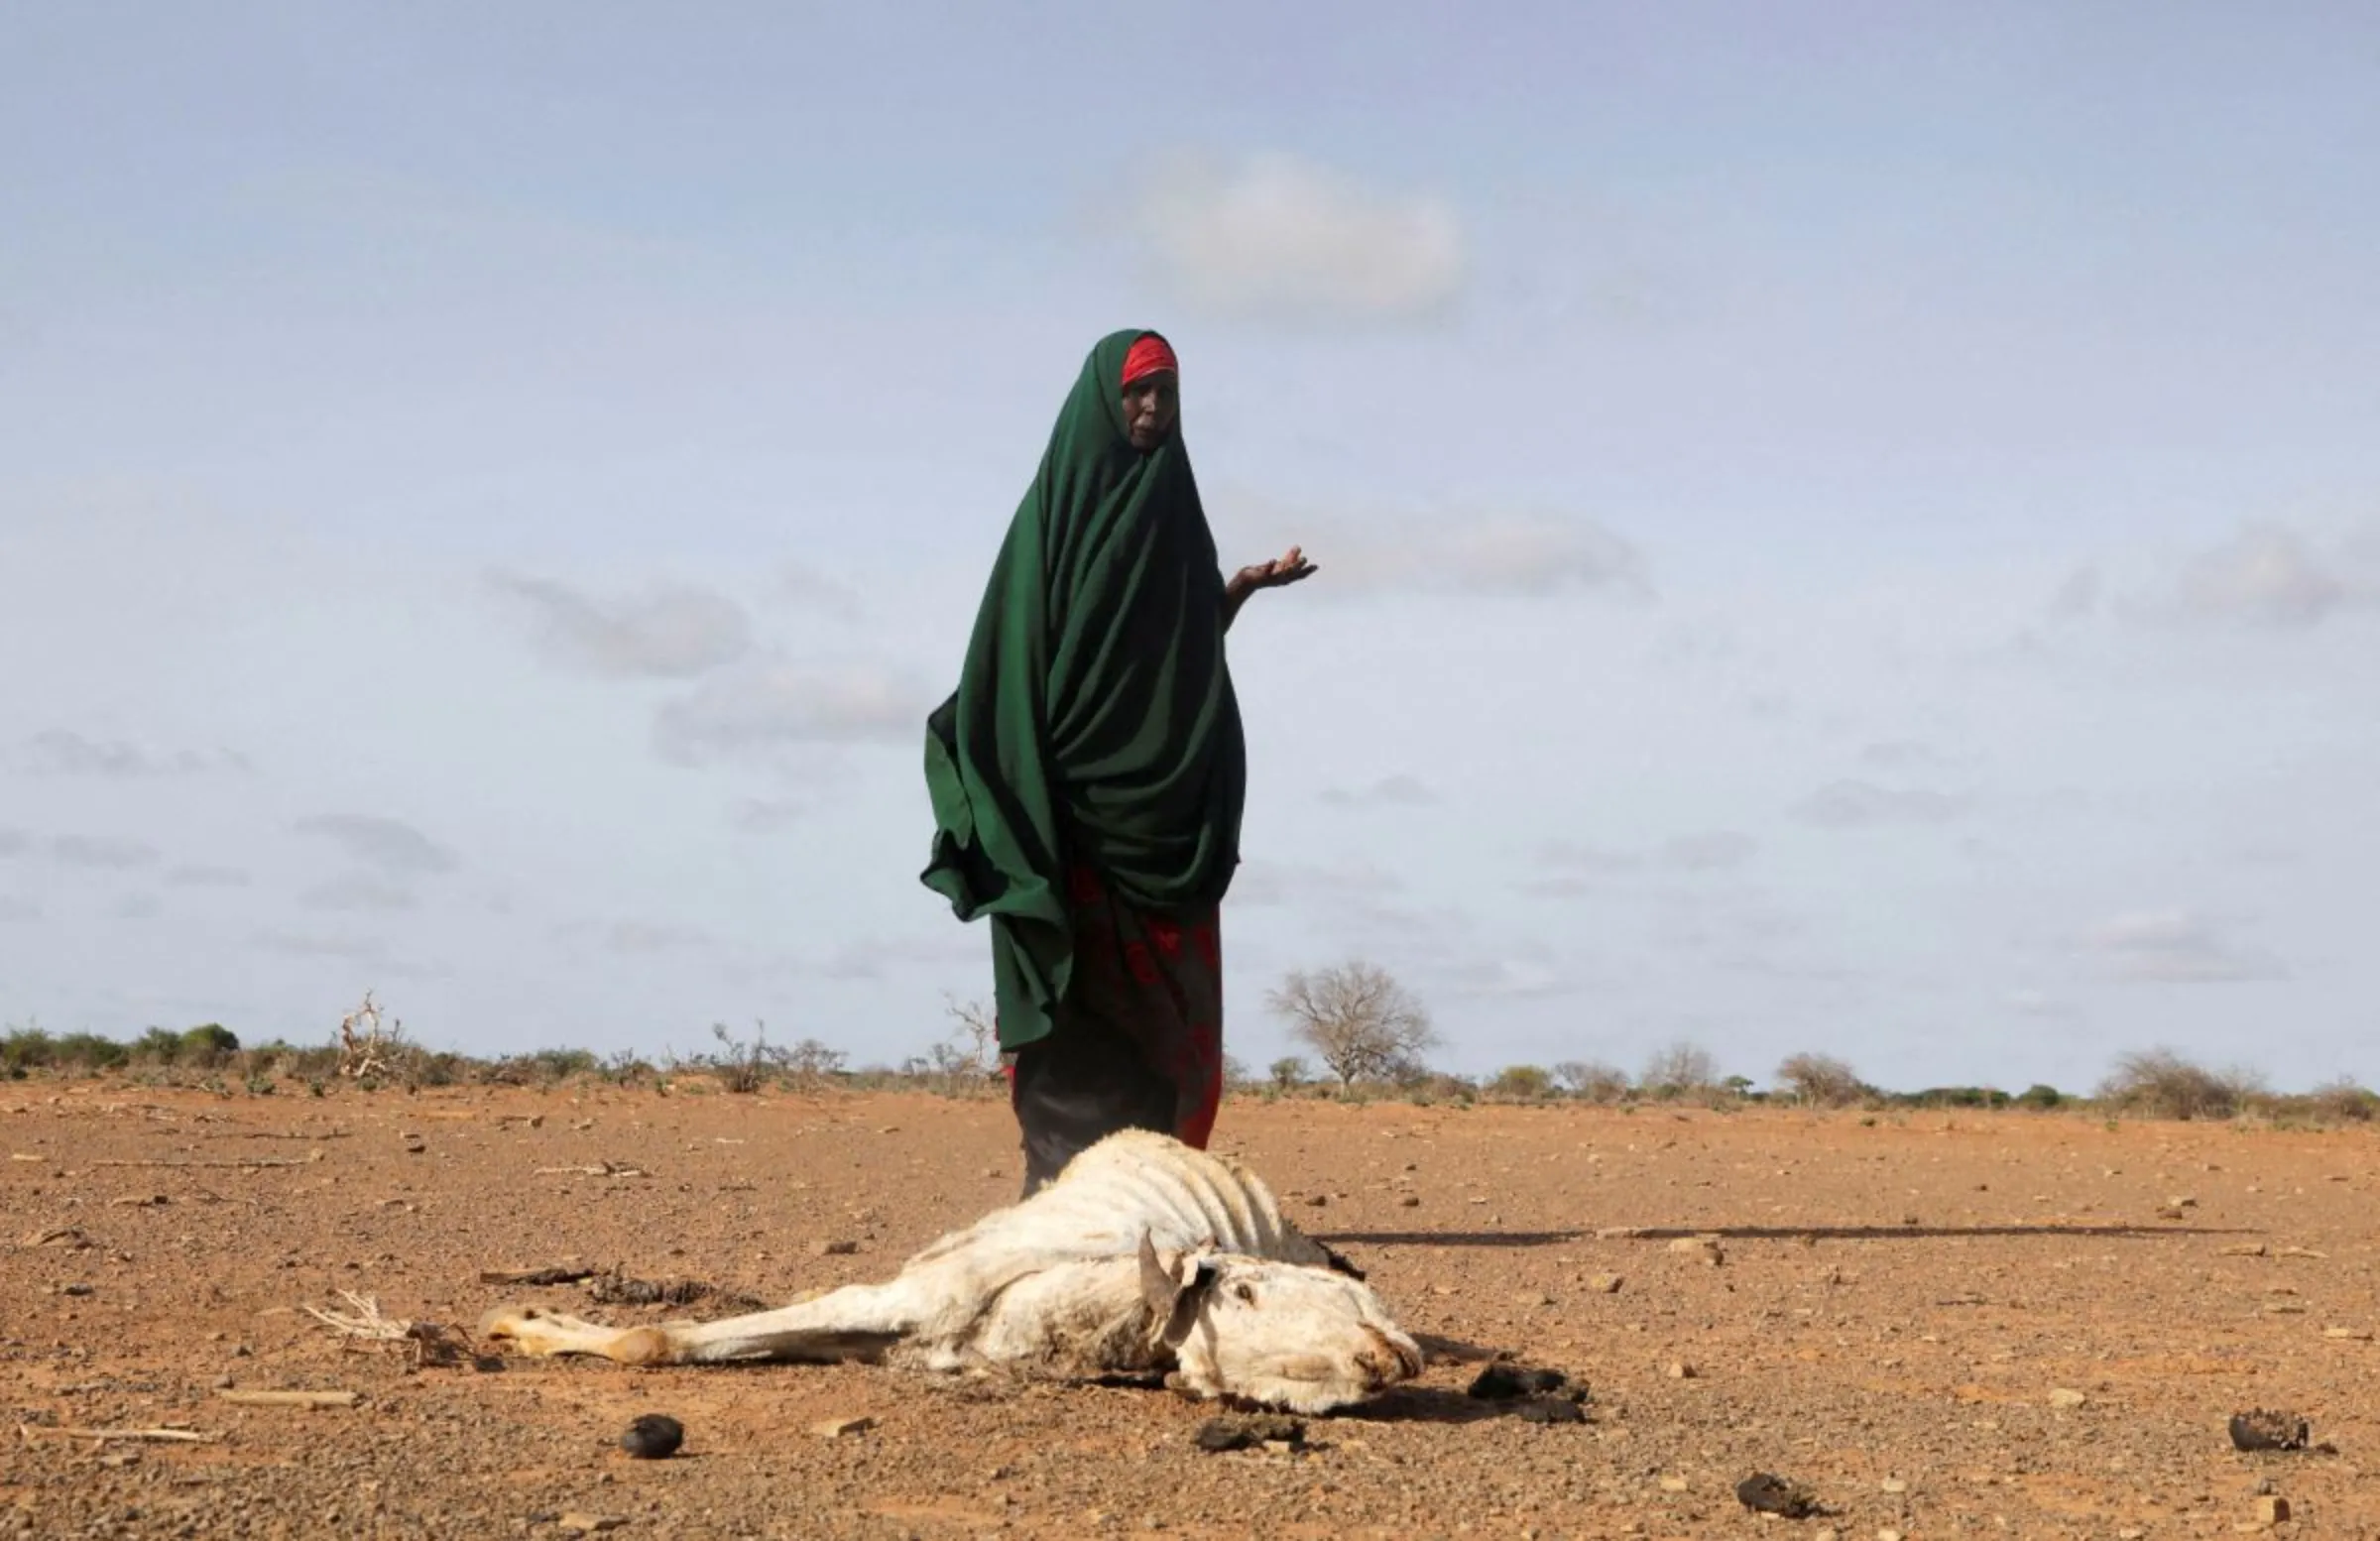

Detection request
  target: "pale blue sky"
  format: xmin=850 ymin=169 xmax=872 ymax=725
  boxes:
xmin=3 ymin=3 xmax=2375 ymax=1092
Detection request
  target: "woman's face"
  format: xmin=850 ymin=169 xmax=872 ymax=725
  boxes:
xmin=1122 ymin=370 xmax=1179 ymax=451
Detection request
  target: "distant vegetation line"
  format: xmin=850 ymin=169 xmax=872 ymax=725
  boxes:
xmin=2 ymin=1004 xmax=2372 ymax=1128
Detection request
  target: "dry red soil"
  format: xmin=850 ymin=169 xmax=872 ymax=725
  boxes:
xmin=5 ymin=1085 xmax=2376 ymax=1539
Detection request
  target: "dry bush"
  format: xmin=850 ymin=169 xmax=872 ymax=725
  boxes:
xmin=1552 ymin=1059 xmax=1630 ymax=1104
xmin=1266 ymin=961 xmax=1440 ymax=1088
xmin=1775 ymin=1052 xmax=1872 ymax=1108
xmin=1485 ymin=1064 xmax=1556 ymax=1103
xmin=2096 ymin=1047 xmax=2265 ymax=1121
xmin=2305 ymin=1076 xmax=2378 ymax=1124
xmin=1639 ymin=1039 xmax=1720 ymax=1101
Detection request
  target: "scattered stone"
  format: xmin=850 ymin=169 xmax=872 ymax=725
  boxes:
xmin=2229 ymin=1409 xmax=2310 ymax=1453
xmin=618 ymin=1413 xmax=682 ymax=1460
xmin=1513 ymin=1290 xmax=1555 ymax=1308
xmin=1667 ymin=1362 xmax=1697 ymax=1380
xmin=2220 ymin=1244 xmax=2269 ymax=1257
xmin=1596 ymin=1226 xmax=1646 ymax=1240
xmin=1877 ymin=1530 xmax=1904 ymax=1541
xmin=1303 ymin=1193 xmax=1327 ymax=1207
xmin=1879 ymin=1477 xmax=1907 ymax=1493
xmin=59 ymin=1282 xmax=92 ymax=1297
xmin=812 ymin=1240 xmax=860 ymax=1257
xmin=2253 ymin=1495 xmax=2291 ymax=1525
xmin=2322 ymin=1326 xmax=2373 ymax=1341
xmin=1668 ymin=1236 xmax=1725 ymax=1265
xmin=2048 ymin=1387 xmax=2088 ymax=1409
xmin=2264 ymin=1302 xmax=2309 ymax=1315
xmin=1397 ymin=1195 xmax=1420 ymax=1208
xmin=1587 ymin=1273 xmax=1624 ymax=1294
xmin=1734 ymin=1473 xmax=1819 ymax=1519
xmin=810 ymin=1415 xmax=874 ymax=1439
xmin=556 ymin=1516 xmax=626 ymax=1536
xmin=98 ymin=1451 xmax=140 ymax=1469
xmin=2277 ymin=1246 xmax=2328 ymax=1260
xmin=1658 ymin=1476 xmax=1688 ymax=1492
xmin=1193 ymin=1413 xmax=1303 ymax=1452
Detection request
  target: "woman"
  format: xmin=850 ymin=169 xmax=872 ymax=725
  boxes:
xmin=921 ymin=328 xmax=1313 ymax=1195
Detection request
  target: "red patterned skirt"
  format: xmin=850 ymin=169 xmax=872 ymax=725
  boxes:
xmin=1005 ymin=864 xmax=1224 ymax=1192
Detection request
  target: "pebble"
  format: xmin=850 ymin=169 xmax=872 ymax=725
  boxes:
xmin=811 ymin=1415 xmax=874 ymax=1439
xmin=1667 ymin=1237 xmax=1724 ymax=1265
xmin=1880 ymin=1478 xmax=1907 ymax=1493
xmin=1586 ymin=1273 xmax=1623 ymax=1294
xmin=812 ymin=1240 xmax=859 ymax=1256
xmin=2254 ymin=1495 xmax=2291 ymax=1525
xmin=1666 ymin=1362 xmax=1696 ymax=1379
xmin=1398 ymin=1195 xmax=1420 ymax=1208
xmin=2048 ymin=1388 xmax=2088 ymax=1408
xmin=556 ymin=1517 xmax=625 ymax=1536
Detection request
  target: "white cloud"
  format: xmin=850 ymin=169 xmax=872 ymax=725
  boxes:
xmin=252 ymin=930 xmax=392 ymax=965
xmin=1238 ymin=501 xmax=1651 ymax=602
xmin=491 ymin=571 xmax=753 ymax=678
xmin=300 ymin=874 xmax=417 ymax=913
xmin=1857 ymin=740 xmax=1961 ymax=771
xmin=1121 ymin=150 xmax=1465 ymax=325
xmin=1791 ymin=779 xmax=1968 ymax=830
xmin=1349 ymin=516 xmax=1649 ymax=600
xmin=652 ymin=658 xmax=924 ymax=765
xmin=772 ymin=563 xmax=865 ymax=619
xmin=2078 ymin=909 xmax=2284 ymax=984
xmin=48 ymin=834 xmax=162 ymax=870
xmin=1660 ymin=831 xmax=1759 ymax=873
xmin=109 ymin=892 xmax=164 ymax=921
xmin=1318 ymin=774 xmax=1438 ymax=808
xmin=294 ymin=814 xmax=460 ymax=877
xmin=1533 ymin=832 xmax=1755 ymax=881
xmin=0 ymin=828 xmax=28 ymax=859
xmin=2164 ymin=521 xmax=2375 ymax=631
xmin=728 ymin=795 xmax=808 ymax=833
xmin=2043 ymin=565 xmax=2101 ymax=623
xmin=165 ymin=864 xmax=252 ymax=889
xmin=0 ymin=895 xmax=38 ymax=923
xmin=11 ymin=729 xmax=250 ymax=777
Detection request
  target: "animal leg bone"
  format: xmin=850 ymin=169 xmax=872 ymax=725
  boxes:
xmin=479 ymin=1280 xmax=916 ymax=1367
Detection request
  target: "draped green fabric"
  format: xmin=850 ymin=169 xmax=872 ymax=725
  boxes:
xmin=920 ymin=328 xmax=1246 ymax=1051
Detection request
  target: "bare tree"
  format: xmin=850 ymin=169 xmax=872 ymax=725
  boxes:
xmin=941 ymin=996 xmax=1002 ymax=1076
xmin=1775 ymin=1051 xmax=1869 ymax=1108
xmin=1639 ymin=1039 xmax=1719 ymax=1100
xmin=1265 ymin=961 xmax=1439 ymax=1088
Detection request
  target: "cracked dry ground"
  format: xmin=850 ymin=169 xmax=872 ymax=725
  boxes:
xmin=6 ymin=1087 xmax=2377 ymax=1540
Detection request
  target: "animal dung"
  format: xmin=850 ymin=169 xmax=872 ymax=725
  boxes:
xmin=1193 ymin=1413 xmax=1305 ymax=1453
xmin=1513 ymin=1397 xmax=1586 ymax=1425
xmin=618 ymin=1413 xmax=683 ymax=1460
xmin=1466 ymin=1363 xmax=1570 ymax=1400
xmin=2228 ymin=1409 xmax=2311 ymax=1453
xmin=1734 ymin=1472 xmax=1820 ymax=1519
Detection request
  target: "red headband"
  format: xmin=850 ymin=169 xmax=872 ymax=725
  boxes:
xmin=1122 ymin=333 xmax=1178 ymax=387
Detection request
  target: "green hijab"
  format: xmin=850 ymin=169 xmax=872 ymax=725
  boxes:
xmin=920 ymin=328 xmax=1247 ymax=1051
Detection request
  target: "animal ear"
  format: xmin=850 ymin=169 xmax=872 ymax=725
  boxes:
xmin=1137 ymin=1231 xmax=1181 ymax=1319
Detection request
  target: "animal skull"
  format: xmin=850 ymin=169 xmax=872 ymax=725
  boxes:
xmin=1138 ymin=1233 xmax=1423 ymax=1415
